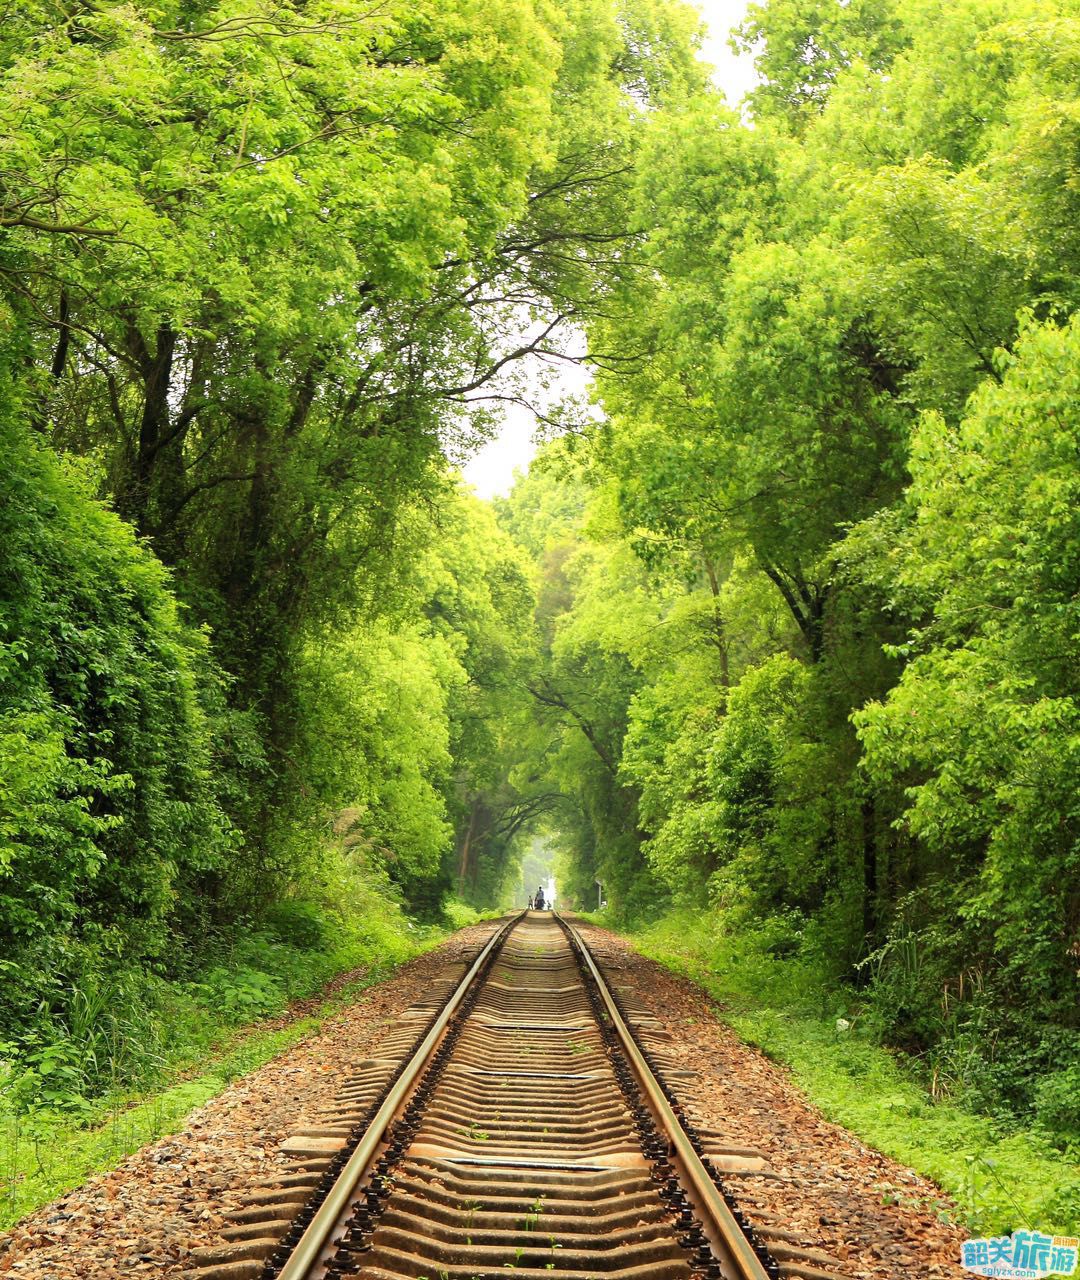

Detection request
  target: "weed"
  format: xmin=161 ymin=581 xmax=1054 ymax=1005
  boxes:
xmin=0 ymin=899 xmax=440 ymax=1231
xmin=522 ymin=1195 xmax=544 ymax=1231
xmin=634 ymin=909 xmax=1080 ymax=1236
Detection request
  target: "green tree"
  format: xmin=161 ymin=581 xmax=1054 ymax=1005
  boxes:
xmin=0 ymin=409 xmax=230 ymax=1033
xmin=855 ymin=314 xmax=1080 ymax=1051
xmin=735 ymin=0 xmax=907 ymax=128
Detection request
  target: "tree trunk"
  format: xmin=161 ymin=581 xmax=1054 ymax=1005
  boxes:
xmin=120 ymin=322 xmax=176 ymax=532
xmin=861 ymin=792 xmax=879 ymax=952
xmin=457 ymin=800 xmax=479 ymax=896
xmin=701 ymin=553 xmax=730 ymax=700
xmin=758 ymin=558 xmax=827 ymax=663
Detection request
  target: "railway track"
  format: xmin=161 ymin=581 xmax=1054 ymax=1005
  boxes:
xmin=188 ymin=914 xmax=838 ymax=1280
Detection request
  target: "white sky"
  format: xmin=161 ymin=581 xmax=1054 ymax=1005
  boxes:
xmin=461 ymin=0 xmax=758 ymax=500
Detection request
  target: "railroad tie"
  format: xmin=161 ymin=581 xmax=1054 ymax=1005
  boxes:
xmin=186 ymin=914 xmax=847 ymax=1280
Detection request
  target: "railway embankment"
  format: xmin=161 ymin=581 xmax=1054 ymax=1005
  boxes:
xmin=0 ymin=916 xmax=980 ymax=1280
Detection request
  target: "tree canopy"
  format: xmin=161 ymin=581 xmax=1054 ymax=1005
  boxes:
xmin=1 ymin=0 xmax=1078 ymax=1149
xmin=489 ymin=0 xmax=1080 ymax=1131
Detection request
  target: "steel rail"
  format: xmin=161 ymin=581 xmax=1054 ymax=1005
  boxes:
xmin=275 ymin=911 xmax=522 ymax=1280
xmin=557 ymin=912 xmax=771 ymax=1280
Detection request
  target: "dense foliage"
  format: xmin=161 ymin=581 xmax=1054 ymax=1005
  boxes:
xmin=1 ymin=0 xmax=1077 ymax=1190
xmin=494 ymin=0 xmax=1080 ymax=1140
xmin=0 ymin=413 xmax=229 ymax=1029
xmin=0 ymin=0 xmax=703 ymax=1106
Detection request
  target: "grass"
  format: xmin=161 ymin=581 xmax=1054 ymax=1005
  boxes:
xmin=620 ymin=908 xmax=1080 ymax=1238
xmin=0 ymin=887 xmax=453 ymax=1230
xmin=441 ymin=898 xmax=506 ymax=931
xmin=2 ymin=1001 xmax=332 ymax=1229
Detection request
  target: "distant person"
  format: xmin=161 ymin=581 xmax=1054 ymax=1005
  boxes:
xmin=527 ymin=894 xmax=534 ymax=910
xmin=534 ymin=884 xmax=545 ymax=910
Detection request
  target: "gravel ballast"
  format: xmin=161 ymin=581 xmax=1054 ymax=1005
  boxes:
xmin=0 ymin=917 xmax=969 ymax=1278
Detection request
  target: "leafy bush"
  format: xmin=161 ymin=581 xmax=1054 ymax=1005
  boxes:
xmin=263 ymin=901 xmax=329 ymax=950
xmin=0 ymin=962 xmax=166 ymax=1116
xmin=192 ymin=965 xmax=286 ymax=1024
xmin=441 ymin=898 xmax=499 ymax=931
xmin=0 ymin=420 xmax=231 ymax=1036
xmin=1035 ymin=1065 xmax=1080 ymax=1149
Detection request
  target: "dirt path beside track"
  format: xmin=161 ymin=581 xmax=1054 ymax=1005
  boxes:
xmin=574 ymin=919 xmax=968 ymax=1280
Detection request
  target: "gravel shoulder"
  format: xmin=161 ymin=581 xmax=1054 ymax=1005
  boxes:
xmin=0 ymin=921 xmax=501 ymax=1279
xmin=575 ymin=918 xmax=969 ymax=1280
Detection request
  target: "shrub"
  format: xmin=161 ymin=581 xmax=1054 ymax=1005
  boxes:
xmin=1035 ymin=1064 xmax=1080 ymax=1148
xmin=0 ymin=421 xmax=232 ymax=1038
